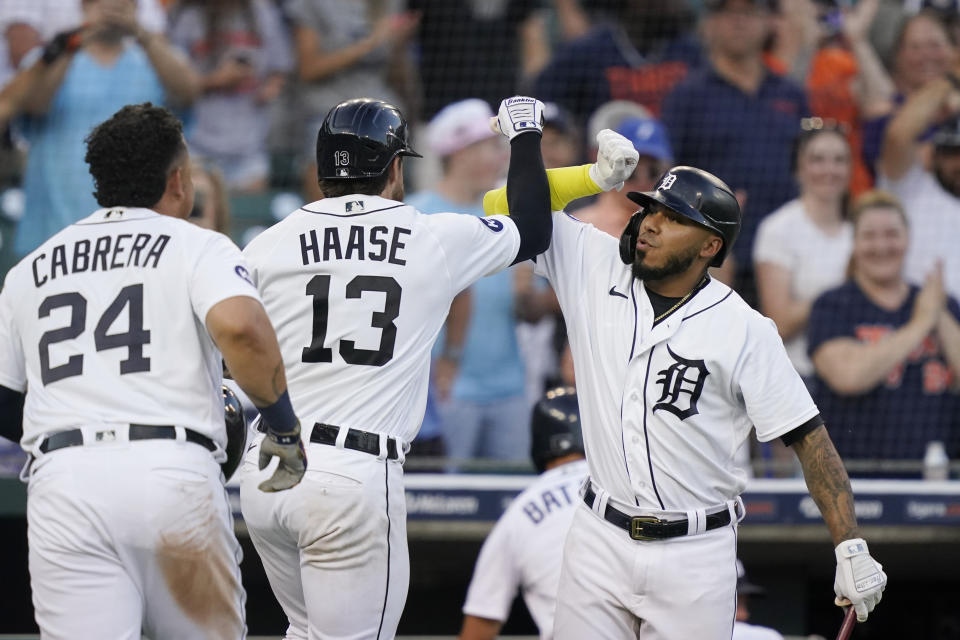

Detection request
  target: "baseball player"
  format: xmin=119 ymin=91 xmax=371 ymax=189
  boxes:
xmin=459 ymin=387 xmax=588 ymax=640
xmin=526 ymin=166 xmax=887 ymax=638
xmin=237 ymin=95 xmax=557 ymax=640
xmin=0 ymin=103 xmax=305 ymax=639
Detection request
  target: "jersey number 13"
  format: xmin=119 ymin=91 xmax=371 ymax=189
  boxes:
xmin=302 ymin=274 xmax=401 ymax=367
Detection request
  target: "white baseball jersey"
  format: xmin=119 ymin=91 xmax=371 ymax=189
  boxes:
xmin=535 ymin=212 xmax=818 ymax=509
xmin=0 ymin=207 xmax=260 ymax=451
xmin=463 ymin=460 xmax=588 ymax=639
xmin=242 ymin=194 xmax=521 ymax=442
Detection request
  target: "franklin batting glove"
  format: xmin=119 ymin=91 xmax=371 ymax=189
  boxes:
xmin=490 ymin=96 xmax=545 ymax=141
xmin=834 ymin=537 xmax=887 ymax=622
xmin=258 ymin=422 xmax=307 ymax=492
xmin=589 ymin=129 xmax=640 ymax=192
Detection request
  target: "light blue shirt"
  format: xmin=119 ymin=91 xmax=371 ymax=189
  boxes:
xmin=15 ymin=45 xmax=166 ymax=256
xmin=406 ymin=190 xmax=525 ymax=402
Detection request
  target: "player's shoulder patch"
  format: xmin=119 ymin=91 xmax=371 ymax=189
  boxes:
xmin=234 ymin=264 xmax=254 ymax=286
xmin=479 ymin=217 xmax=504 ymax=232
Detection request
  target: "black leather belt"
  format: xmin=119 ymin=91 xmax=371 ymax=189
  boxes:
xmin=583 ymin=486 xmax=738 ymax=541
xmin=258 ymin=421 xmax=399 ymax=461
xmin=39 ymin=424 xmax=217 ymax=454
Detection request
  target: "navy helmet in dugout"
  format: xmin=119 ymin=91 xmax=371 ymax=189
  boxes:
xmin=530 ymin=387 xmax=584 ymax=473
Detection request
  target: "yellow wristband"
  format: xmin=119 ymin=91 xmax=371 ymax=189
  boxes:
xmin=483 ymin=164 xmax=601 ymax=215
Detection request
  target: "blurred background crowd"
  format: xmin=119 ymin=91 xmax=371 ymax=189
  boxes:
xmin=2 ymin=0 xmax=960 ymax=480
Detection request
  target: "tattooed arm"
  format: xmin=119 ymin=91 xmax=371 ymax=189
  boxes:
xmin=793 ymin=424 xmax=887 ymax=621
xmin=791 ymin=425 xmax=859 ymax=544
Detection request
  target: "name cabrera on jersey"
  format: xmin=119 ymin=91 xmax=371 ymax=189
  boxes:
xmin=535 ymin=212 xmax=819 ymax=510
xmin=242 ymin=195 xmax=520 ymax=443
xmin=0 ymin=208 xmax=261 ymax=451
xmin=463 ymin=460 xmax=588 ymax=637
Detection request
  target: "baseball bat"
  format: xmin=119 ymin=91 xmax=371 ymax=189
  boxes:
xmin=834 ymin=606 xmax=857 ymax=640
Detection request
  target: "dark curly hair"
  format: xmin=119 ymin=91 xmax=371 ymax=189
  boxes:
xmin=85 ymin=103 xmax=187 ymax=208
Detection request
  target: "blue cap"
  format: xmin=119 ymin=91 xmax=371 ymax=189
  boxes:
xmin=614 ymin=116 xmax=673 ymax=162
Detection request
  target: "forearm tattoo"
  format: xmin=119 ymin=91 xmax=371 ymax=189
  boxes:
xmin=792 ymin=425 xmax=860 ymax=544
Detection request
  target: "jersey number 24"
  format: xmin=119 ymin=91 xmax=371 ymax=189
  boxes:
xmin=38 ymin=284 xmax=150 ymax=386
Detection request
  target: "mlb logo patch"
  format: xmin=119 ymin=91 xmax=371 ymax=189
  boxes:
xmin=346 ymin=201 xmax=365 ymax=212
xmin=480 ymin=218 xmax=503 ymax=232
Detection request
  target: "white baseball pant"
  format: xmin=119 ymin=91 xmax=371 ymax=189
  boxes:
xmin=240 ymin=438 xmax=408 ymax=640
xmin=553 ymin=502 xmax=738 ymax=639
xmin=27 ymin=439 xmax=246 ymax=640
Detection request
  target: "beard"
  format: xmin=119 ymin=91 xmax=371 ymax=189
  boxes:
xmin=934 ymin=165 xmax=960 ymax=198
xmin=631 ymin=242 xmax=701 ymax=282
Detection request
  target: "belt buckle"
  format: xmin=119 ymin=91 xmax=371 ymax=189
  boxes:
xmin=630 ymin=515 xmax=661 ymax=541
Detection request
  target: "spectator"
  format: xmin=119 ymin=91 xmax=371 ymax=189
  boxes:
xmin=406 ymin=99 xmax=530 ymax=464
xmin=410 ymin=0 xmax=553 ymax=119
xmin=575 ymin=113 xmax=673 ymax=237
xmin=12 ymin=0 xmax=200 ymax=257
xmin=540 ymin=102 xmax=581 ymax=170
xmin=0 ymin=0 xmax=166 ymax=187
xmin=584 ymin=100 xmax=655 ymax=158
xmin=168 ymin=0 xmax=293 ymax=192
xmin=534 ymin=0 xmax=702 ymax=123
xmin=286 ymin=0 xmax=419 ymax=202
xmin=661 ymin=0 xmax=809 ymax=299
xmin=808 ymin=191 xmax=960 ymax=473
xmin=733 ymin=560 xmax=784 ymax=640
xmin=770 ymin=0 xmax=895 ymax=196
xmin=0 ymin=0 xmax=166 ymax=88
xmin=188 ymin=161 xmax=231 ymax=234
xmin=862 ymin=9 xmax=956 ymax=173
xmin=878 ymin=67 xmax=960 ymax=300
xmin=0 ymin=57 xmax=43 ymax=128
xmin=754 ymin=121 xmax=854 ymax=379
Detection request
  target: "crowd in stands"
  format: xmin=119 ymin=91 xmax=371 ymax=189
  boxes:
xmin=1 ymin=0 xmax=960 ymax=477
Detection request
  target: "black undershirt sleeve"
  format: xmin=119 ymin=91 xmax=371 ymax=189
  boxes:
xmin=0 ymin=385 xmax=25 ymax=443
xmin=506 ymin=132 xmax=551 ymax=264
xmin=780 ymin=414 xmax=825 ymax=447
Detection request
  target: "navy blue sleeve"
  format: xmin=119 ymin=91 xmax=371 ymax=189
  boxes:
xmin=807 ymin=287 xmax=852 ymax=357
xmin=508 ymin=132 xmax=551 ymax=264
xmin=861 ymin=114 xmax=891 ymax=178
xmin=948 ymin=295 xmax=960 ymax=321
xmin=0 ymin=385 xmax=24 ymax=443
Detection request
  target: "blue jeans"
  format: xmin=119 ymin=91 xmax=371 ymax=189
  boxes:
xmin=440 ymin=394 xmax=530 ymax=462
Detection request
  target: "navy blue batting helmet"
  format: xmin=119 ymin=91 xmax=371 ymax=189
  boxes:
xmin=316 ymin=98 xmax=421 ymax=180
xmin=221 ymin=385 xmax=247 ymax=482
xmin=620 ymin=166 xmax=741 ymax=268
xmin=530 ymin=387 xmax=583 ymax=473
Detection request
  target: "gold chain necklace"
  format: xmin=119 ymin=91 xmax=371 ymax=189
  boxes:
xmin=652 ymin=277 xmax=707 ymax=324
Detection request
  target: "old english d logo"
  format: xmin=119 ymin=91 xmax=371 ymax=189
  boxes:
xmin=653 ymin=345 xmax=709 ymax=420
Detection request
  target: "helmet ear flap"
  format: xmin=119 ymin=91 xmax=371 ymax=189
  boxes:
xmin=619 ymin=209 xmax=645 ymax=265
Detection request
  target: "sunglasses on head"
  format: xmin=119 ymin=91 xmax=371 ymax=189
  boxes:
xmin=800 ymin=117 xmax=850 ymax=135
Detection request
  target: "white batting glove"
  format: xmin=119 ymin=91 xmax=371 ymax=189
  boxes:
xmin=489 ymin=96 xmax=544 ymax=140
xmin=834 ymin=538 xmax=887 ymax=622
xmin=258 ymin=423 xmax=307 ymax=492
xmin=589 ymin=129 xmax=640 ymax=192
